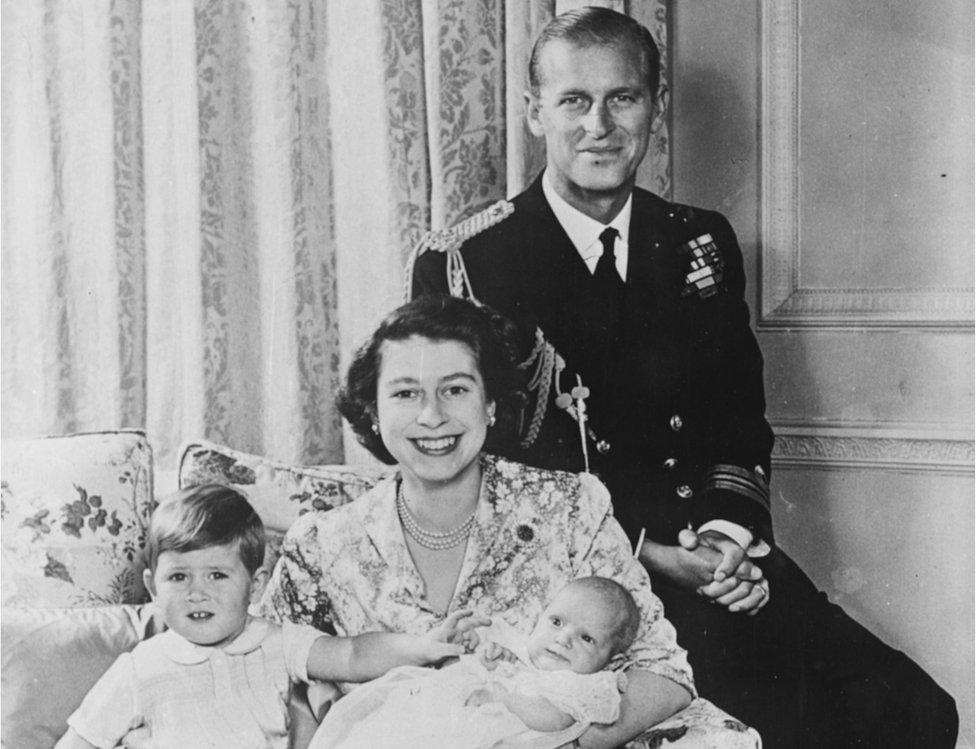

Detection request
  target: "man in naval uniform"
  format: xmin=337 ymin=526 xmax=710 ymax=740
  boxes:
xmin=410 ymin=7 xmax=956 ymax=748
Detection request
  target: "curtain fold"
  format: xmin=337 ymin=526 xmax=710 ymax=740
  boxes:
xmin=1 ymin=0 xmax=669 ymax=469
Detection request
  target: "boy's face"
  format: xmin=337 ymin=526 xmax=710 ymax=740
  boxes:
xmin=526 ymin=585 xmax=619 ymax=674
xmin=144 ymin=541 xmax=266 ymax=648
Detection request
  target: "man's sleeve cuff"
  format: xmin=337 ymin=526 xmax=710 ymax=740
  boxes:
xmin=702 ymin=463 xmax=770 ymax=514
xmin=697 ymin=519 xmax=752 ymax=549
xmin=697 ymin=520 xmax=771 ymax=558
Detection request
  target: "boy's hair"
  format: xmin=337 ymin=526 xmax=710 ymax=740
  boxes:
xmin=146 ymin=484 xmax=265 ymax=575
xmin=569 ymin=576 xmax=641 ymax=655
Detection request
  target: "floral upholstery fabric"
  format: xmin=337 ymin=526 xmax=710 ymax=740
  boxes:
xmin=177 ymin=440 xmax=391 ymax=570
xmin=1 ymin=430 xmax=154 ymax=607
xmin=632 ymin=697 xmax=759 ymax=748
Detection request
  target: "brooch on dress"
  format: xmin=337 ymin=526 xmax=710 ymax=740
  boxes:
xmin=678 ymin=233 xmax=725 ymax=299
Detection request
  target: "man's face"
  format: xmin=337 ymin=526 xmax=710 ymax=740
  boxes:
xmin=526 ymin=39 xmax=655 ymax=211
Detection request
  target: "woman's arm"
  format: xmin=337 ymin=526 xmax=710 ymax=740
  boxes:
xmin=575 ymin=669 xmax=690 ymax=749
xmin=569 ymin=474 xmax=695 ymax=744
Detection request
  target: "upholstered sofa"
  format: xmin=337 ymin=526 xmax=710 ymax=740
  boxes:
xmin=1 ymin=429 xmax=760 ymax=748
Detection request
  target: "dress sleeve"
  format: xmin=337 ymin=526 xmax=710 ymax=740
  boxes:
xmin=65 ymin=652 xmax=142 ymax=748
xmin=574 ymin=473 xmax=696 ymax=697
xmin=257 ymin=514 xmax=338 ymax=634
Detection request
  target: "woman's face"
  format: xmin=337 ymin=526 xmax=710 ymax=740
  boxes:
xmin=375 ymin=335 xmax=495 ymax=491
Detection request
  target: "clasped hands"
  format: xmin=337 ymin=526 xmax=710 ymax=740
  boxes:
xmin=667 ymin=529 xmax=770 ymax=615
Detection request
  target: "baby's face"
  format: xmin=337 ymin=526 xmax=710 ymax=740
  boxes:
xmin=144 ymin=541 xmax=265 ymax=648
xmin=526 ymin=585 xmax=619 ymax=674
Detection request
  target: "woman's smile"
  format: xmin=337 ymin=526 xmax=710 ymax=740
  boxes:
xmin=410 ymin=434 xmax=461 ymax=454
xmin=375 ymin=335 xmax=494 ymax=493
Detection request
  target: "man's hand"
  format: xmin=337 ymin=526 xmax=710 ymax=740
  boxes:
xmin=429 ymin=609 xmax=491 ymax=653
xmin=641 ymin=532 xmax=770 ymax=615
xmin=682 ymin=530 xmax=770 ymax=615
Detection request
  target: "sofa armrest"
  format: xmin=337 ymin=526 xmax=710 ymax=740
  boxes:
xmin=626 ymin=697 xmax=761 ymax=748
xmin=1 ymin=604 xmax=162 ymax=747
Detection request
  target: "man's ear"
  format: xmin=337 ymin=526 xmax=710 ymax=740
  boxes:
xmin=249 ymin=567 xmax=270 ymax=603
xmin=650 ymin=85 xmax=670 ymax=134
xmin=524 ymin=91 xmax=545 ymax=137
xmin=143 ymin=568 xmax=157 ymax=599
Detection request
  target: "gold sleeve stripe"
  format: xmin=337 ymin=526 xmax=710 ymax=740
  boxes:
xmin=703 ymin=464 xmax=770 ymax=513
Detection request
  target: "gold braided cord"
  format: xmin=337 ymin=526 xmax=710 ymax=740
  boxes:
xmin=401 ymin=199 xmax=515 ymax=303
xmin=519 ymin=333 xmax=555 ymax=449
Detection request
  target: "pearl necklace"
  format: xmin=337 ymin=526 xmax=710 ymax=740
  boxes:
xmin=396 ymin=483 xmax=476 ymax=551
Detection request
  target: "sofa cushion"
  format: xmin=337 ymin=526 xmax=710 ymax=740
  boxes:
xmin=1 ymin=429 xmax=155 ymax=607
xmin=178 ymin=440 xmax=390 ymax=569
xmin=1 ymin=604 xmax=162 ymax=747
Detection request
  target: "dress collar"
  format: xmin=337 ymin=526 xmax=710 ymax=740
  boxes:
xmin=162 ymin=616 xmax=271 ymax=665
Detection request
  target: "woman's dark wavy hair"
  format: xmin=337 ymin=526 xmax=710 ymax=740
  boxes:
xmin=337 ymin=295 xmax=526 ymax=464
xmin=528 ymin=6 xmax=661 ymax=96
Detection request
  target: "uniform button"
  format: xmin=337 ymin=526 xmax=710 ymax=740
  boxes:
xmin=755 ymin=465 xmax=767 ymax=481
xmin=596 ymin=440 xmax=611 ymax=454
xmin=663 ymin=458 xmax=677 ymax=471
xmin=676 ymin=485 xmax=694 ymax=499
xmin=669 ymin=414 xmax=683 ymax=432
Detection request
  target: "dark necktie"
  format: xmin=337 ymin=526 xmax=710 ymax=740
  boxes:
xmin=594 ymin=227 xmax=623 ymax=292
xmin=592 ymin=226 xmax=624 ymax=348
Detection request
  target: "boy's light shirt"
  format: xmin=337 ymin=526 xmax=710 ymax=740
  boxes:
xmin=161 ymin=616 xmax=316 ymax=682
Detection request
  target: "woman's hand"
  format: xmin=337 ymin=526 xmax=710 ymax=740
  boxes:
xmin=428 ymin=609 xmax=491 ymax=654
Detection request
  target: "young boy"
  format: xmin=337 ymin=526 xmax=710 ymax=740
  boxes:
xmin=56 ymin=484 xmax=483 ymax=749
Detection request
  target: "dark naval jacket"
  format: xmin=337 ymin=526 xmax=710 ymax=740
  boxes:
xmin=411 ymin=174 xmax=775 ymax=547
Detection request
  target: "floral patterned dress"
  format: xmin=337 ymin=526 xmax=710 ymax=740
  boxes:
xmin=259 ymin=454 xmax=694 ymax=697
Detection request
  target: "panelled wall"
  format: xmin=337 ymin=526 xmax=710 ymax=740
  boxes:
xmin=668 ymin=3 xmax=974 ymax=746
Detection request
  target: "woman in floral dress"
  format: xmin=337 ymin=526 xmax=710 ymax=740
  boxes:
xmin=259 ymin=295 xmax=695 ymax=747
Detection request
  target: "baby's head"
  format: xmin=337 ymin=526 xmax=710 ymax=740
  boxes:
xmin=143 ymin=484 xmax=267 ymax=648
xmin=526 ymin=577 xmax=640 ymax=674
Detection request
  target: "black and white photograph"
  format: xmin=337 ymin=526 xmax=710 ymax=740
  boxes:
xmin=2 ymin=1 xmax=972 ymax=747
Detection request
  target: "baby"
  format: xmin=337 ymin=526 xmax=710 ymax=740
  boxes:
xmin=312 ymin=576 xmax=640 ymax=749
xmin=56 ymin=484 xmax=481 ymax=749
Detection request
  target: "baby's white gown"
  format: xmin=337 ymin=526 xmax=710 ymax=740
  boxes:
xmin=309 ymin=624 xmax=624 ymax=749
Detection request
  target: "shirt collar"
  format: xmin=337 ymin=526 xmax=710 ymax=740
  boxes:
xmin=162 ymin=616 xmax=271 ymax=664
xmin=542 ymin=170 xmax=632 ymax=260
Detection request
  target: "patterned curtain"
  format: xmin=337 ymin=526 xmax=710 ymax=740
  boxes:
xmin=1 ymin=0 xmax=669 ymax=469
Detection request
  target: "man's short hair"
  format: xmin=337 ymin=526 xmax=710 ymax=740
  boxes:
xmin=528 ymin=7 xmax=661 ymax=97
xmin=569 ymin=576 xmax=642 ymax=655
xmin=146 ymin=484 xmax=265 ymax=575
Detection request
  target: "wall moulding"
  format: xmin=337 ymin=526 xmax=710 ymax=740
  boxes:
xmin=757 ymin=1 xmax=974 ymax=330
xmin=771 ymin=422 xmax=975 ymax=475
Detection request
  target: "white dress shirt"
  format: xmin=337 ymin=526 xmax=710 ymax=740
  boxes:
xmin=542 ymin=172 xmax=631 ymax=281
